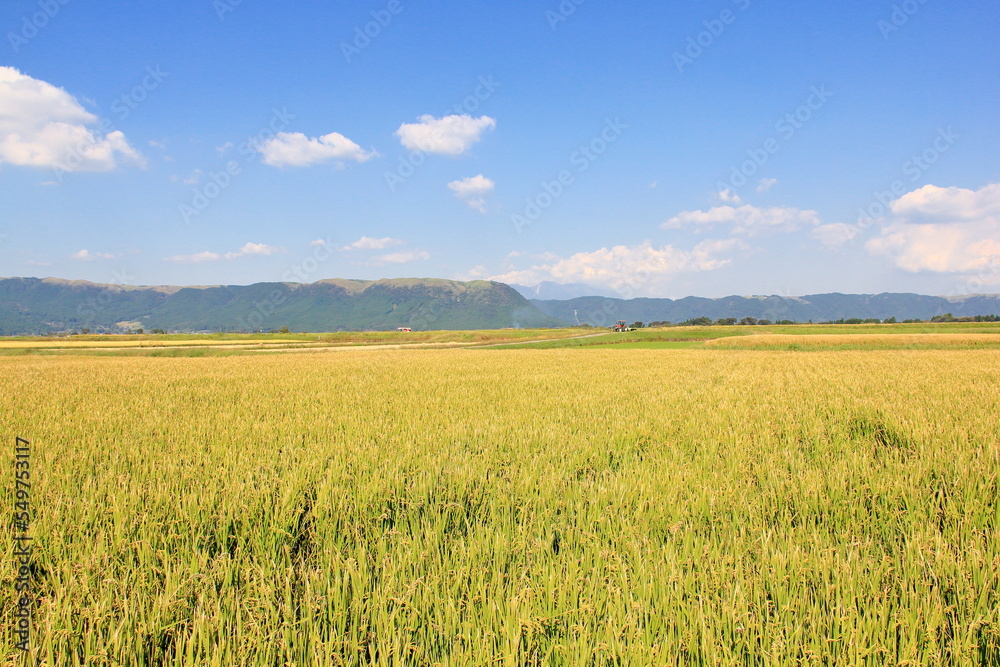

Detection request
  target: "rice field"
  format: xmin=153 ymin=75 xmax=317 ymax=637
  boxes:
xmin=2 ymin=343 xmax=999 ymax=665
xmin=705 ymin=333 xmax=1000 ymax=351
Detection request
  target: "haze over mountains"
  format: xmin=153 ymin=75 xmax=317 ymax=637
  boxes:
xmin=1 ymin=277 xmax=998 ymax=335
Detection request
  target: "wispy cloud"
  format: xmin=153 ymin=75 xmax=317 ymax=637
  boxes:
xmin=339 ymin=236 xmax=404 ymax=251
xmin=72 ymin=249 xmax=117 ymax=261
xmin=163 ymin=242 xmax=283 ymax=263
xmin=663 ymin=204 xmax=819 ymax=237
xmin=757 ymin=178 xmax=778 ymax=193
xmin=490 ymin=239 xmax=745 ymax=296
xmin=373 ymin=250 xmax=430 ymax=265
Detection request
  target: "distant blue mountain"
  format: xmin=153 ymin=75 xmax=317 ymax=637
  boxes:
xmin=525 ymin=292 xmax=1000 ymax=326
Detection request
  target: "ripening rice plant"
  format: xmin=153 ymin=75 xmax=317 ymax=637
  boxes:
xmin=1 ymin=347 xmax=998 ymax=665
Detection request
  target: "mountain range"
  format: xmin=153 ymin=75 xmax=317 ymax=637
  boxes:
xmin=528 ymin=292 xmax=1000 ymax=326
xmin=1 ymin=277 xmax=999 ymax=335
xmin=0 ymin=277 xmax=561 ymax=335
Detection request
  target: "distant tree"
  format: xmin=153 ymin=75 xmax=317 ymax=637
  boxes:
xmin=757 ymin=319 xmax=772 ymax=326
xmin=278 ymin=326 xmax=291 ymax=334
xmin=776 ymin=320 xmax=795 ymax=325
xmin=884 ymin=317 xmax=896 ymax=324
xmin=80 ymin=328 xmax=90 ymax=335
xmin=151 ymin=328 xmax=166 ymax=334
xmin=136 ymin=328 xmax=144 ymax=334
xmin=738 ymin=317 xmax=757 ymax=326
xmin=716 ymin=318 xmax=737 ymax=326
xmin=631 ymin=321 xmax=644 ymax=329
xmin=931 ymin=313 xmax=955 ymax=323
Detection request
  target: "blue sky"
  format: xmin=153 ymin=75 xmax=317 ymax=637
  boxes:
xmin=1 ymin=0 xmax=998 ymax=297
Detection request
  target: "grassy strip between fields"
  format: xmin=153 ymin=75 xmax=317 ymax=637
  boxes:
xmin=2 ymin=322 xmax=999 ymax=355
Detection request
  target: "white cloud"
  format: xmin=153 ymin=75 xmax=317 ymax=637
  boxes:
xmin=663 ymin=204 xmax=819 ymax=236
xmin=374 ymin=250 xmax=430 ymax=264
xmin=717 ymin=188 xmax=743 ymax=204
xmin=490 ymin=239 xmax=745 ymax=296
xmin=258 ymin=131 xmax=376 ymax=168
xmin=71 ymin=249 xmax=116 ymax=261
xmin=866 ymin=183 xmax=1000 ymax=274
xmin=163 ymin=242 xmax=283 ymax=264
xmin=757 ymin=178 xmax=778 ymax=193
xmin=0 ymin=66 xmax=144 ymax=172
xmin=339 ymin=236 xmax=404 ymax=251
xmin=164 ymin=250 xmax=222 ymax=264
xmin=395 ymin=114 xmax=496 ymax=155
xmin=888 ymin=182 xmax=1000 ymax=222
xmin=230 ymin=242 xmax=281 ymax=258
xmin=448 ymin=174 xmax=494 ymax=213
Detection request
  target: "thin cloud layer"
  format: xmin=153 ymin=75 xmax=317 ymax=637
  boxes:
xmin=71 ymin=249 xmax=117 ymax=261
xmin=258 ymin=131 xmax=376 ymax=168
xmin=164 ymin=242 xmax=282 ymax=264
xmin=373 ymin=250 xmax=430 ymax=265
xmin=0 ymin=66 xmax=144 ymax=172
xmin=491 ymin=239 xmax=744 ymax=296
xmin=663 ymin=204 xmax=819 ymax=237
xmin=339 ymin=236 xmax=404 ymax=251
xmin=395 ymin=114 xmax=496 ymax=155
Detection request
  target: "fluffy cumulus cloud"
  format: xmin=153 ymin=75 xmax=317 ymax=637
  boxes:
xmin=866 ymin=183 xmax=1000 ymax=275
xmin=448 ymin=174 xmax=494 ymax=213
xmin=163 ymin=242 xmax=282 ymax=263
xmin=338 ymin=236 xmax=404 ymax=251
xmin=490 ymin=239 xmax=745 ymax=296
xmin=0 ymin=66 xmax=144 ymax=172
xmin=663 ymin=204 xmax=819 ymax=237
xmin=395 ymin=114 xmax=495 ymax=155
xmin=258 ymin=131 xmax=376 ymax=168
